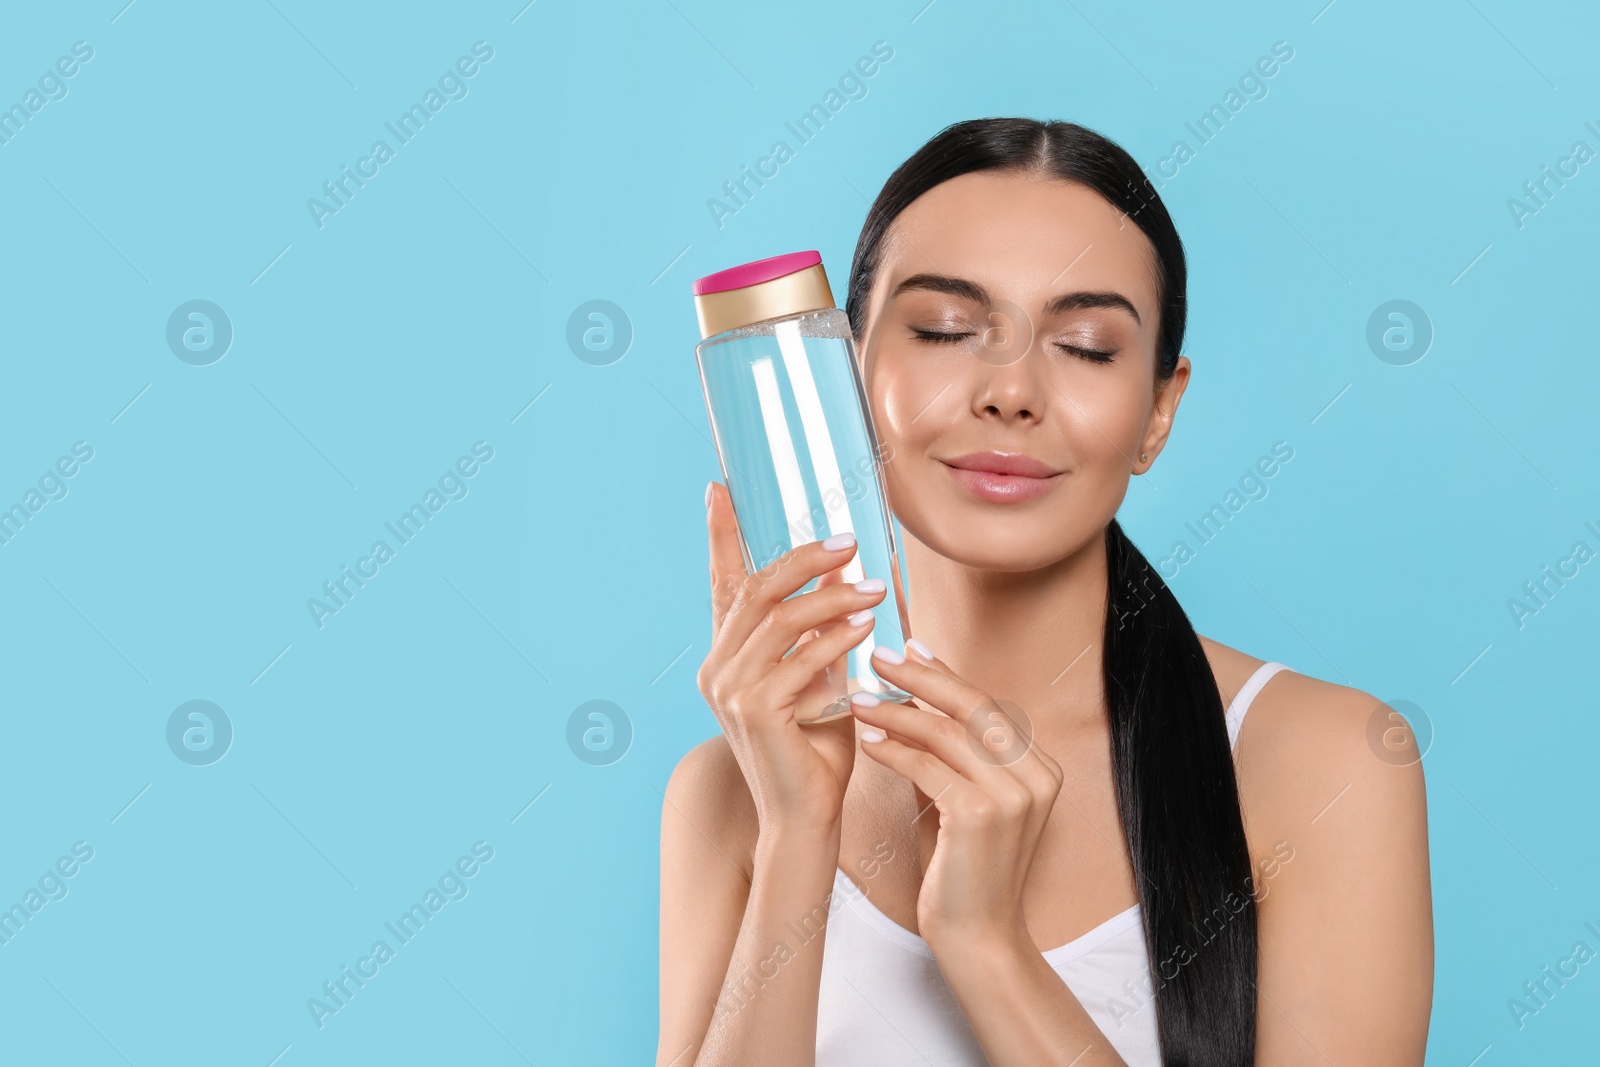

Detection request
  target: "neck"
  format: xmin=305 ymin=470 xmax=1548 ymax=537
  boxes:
xmin=899 ymin=527 xmax=1109 ymax=729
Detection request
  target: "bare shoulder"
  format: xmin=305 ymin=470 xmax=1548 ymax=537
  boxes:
xmin=1197 ymin=634 xmax=1429 ymax=851
xmin=662 ymin=733 xmax=759 ymax=881
xmin=1198 ymin=648 xmax=1434 ymax=1056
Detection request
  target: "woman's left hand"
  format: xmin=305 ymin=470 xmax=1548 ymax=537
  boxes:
xmin=851 ymin=642 xmax=1064 ymax=957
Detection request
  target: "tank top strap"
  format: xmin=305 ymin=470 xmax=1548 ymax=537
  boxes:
xmin=1225 ymin=661 xmax=1292 ymax=751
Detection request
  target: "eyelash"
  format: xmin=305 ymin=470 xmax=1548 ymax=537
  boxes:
xmin=911 ymin=329 xmax=1117 ymax=363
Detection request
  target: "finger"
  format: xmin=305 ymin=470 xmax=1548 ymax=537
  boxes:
xmin=716 ymin=531 xmax=863 ymax=659
xmin=871 ymin=645 xmax=1052 ymax=778
xmin=848 ymin=693 xmax=991 ymax=781
xmin=765 ymin=607 xmax=879 ymax=697
xmin=706 ymin=481 xmax=746 ymax=639
xmin=855 ymin=731 xmax=970 ymax=812
xmin=733 ymin=579 xmax=888 ymax=682
xmin=867 ymin=645 xmax=992 ymax=732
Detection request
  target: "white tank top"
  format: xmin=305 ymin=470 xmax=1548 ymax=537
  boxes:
xmin=815 ymin=660 xmax=1293 ymax=1066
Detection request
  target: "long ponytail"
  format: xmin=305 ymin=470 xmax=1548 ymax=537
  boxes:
xmin=848 ymin=117 xmax=1256 ymax=1065
xmin=1105 ymin=516 xmax=1256 ymax=1063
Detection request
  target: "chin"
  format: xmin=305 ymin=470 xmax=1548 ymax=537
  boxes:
xmin=900 ymin=502 xmax=1088 ymax=573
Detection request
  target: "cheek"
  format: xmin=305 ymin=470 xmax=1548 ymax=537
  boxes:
xmin=1054 ymin=368 xmax=1149 ymax=462
xmin=868 ymin=355 xmax=952 ymax=451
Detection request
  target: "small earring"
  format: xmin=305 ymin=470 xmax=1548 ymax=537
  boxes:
xmin=1140 ymin=451 xmax=1148 ymax=462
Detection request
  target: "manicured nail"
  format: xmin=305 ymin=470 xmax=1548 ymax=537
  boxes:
xmin=822 ymin=532 xmax=856 ymax=552
xmin=860 ymin=729 xmax=885 ymax=743
xmin=872 ymin=645 xmax=904 ymax=666
xmin=847 ymin=609 xmax=874 ymax=627
xmin=705 ymin=481 xmax=714 ymax=508
xmin=907 ymin=638 xmax=932 ymax=660
xmin=854 ymin=578 xmax=885 ymax=594
xmin=851 ymin=691 xmax=881 ymax=707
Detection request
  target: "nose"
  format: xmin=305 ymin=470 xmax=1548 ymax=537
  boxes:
xmin=970 ymin=316 xmax=1045 ymax=422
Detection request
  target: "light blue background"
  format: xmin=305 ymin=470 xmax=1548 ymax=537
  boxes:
xmin=1 ymin=0 xmax=1596 ymax=1063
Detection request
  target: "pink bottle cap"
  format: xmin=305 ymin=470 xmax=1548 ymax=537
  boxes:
xmin=692 ymin=250 xmax=823 ymax=295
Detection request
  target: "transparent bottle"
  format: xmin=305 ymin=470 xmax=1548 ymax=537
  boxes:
xmin=692 ymin=250 xmax=912 ymax=723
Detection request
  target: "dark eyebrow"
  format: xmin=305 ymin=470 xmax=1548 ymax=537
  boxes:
xmin=889 ymin=272 xmax=1142 ymax=327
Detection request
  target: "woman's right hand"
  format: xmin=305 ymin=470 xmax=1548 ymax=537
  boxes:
xmin=696 ymin=481 xmax=885 ymax=840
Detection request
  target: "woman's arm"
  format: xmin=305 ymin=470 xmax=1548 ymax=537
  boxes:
xmin=658 ymin=736 xmax=842 ymax=1067
xmin=1244 ymin=685 xmax=1434 ymax=1063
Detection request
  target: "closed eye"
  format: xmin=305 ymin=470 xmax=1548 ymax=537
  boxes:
xmin=912 ymin=329 xmax=1116 ymax=363
xmin=912 ymin=328 xmax=973 ymax=344
xmin=1056 ymin=344 xmax=1117 ymax=363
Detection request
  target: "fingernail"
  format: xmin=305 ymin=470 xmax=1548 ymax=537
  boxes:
xmin=907 ymin=638 xmax=932 ymax=660
xmin=872 ymin=645 xmax=904 ymax=665
xmin=851 ymin=691 xmax=881 ymax=707
xmin=822 ymin=532 xmax=856 ymax=552
xmin=854 ymin=578 xmax=885 ymax=594
xmin=847 ymin=609 xmax=873 ymax=627
xmin=705 ymin=481 xmax=714 ymax=508
xmin=860 ymin=729 xmax=885 ymax=743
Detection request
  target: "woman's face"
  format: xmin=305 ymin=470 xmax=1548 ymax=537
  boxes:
xmin=856 ymin=169 xmax=1191 ymax=573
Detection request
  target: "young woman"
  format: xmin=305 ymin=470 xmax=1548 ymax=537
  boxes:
xmin=659 ymin=118 xmax=1433 ymax=1066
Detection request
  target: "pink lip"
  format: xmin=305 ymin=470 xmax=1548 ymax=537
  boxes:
xmin=940 ymin=452 xmax=1063 ymax=503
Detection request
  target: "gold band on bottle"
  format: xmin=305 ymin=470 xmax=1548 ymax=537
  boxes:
xmin=693 ymin=262 xmax=836 ymax=340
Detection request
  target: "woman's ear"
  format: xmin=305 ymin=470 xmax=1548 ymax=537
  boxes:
xmin=1137 ymin=355 xmax=1190 ymax=472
